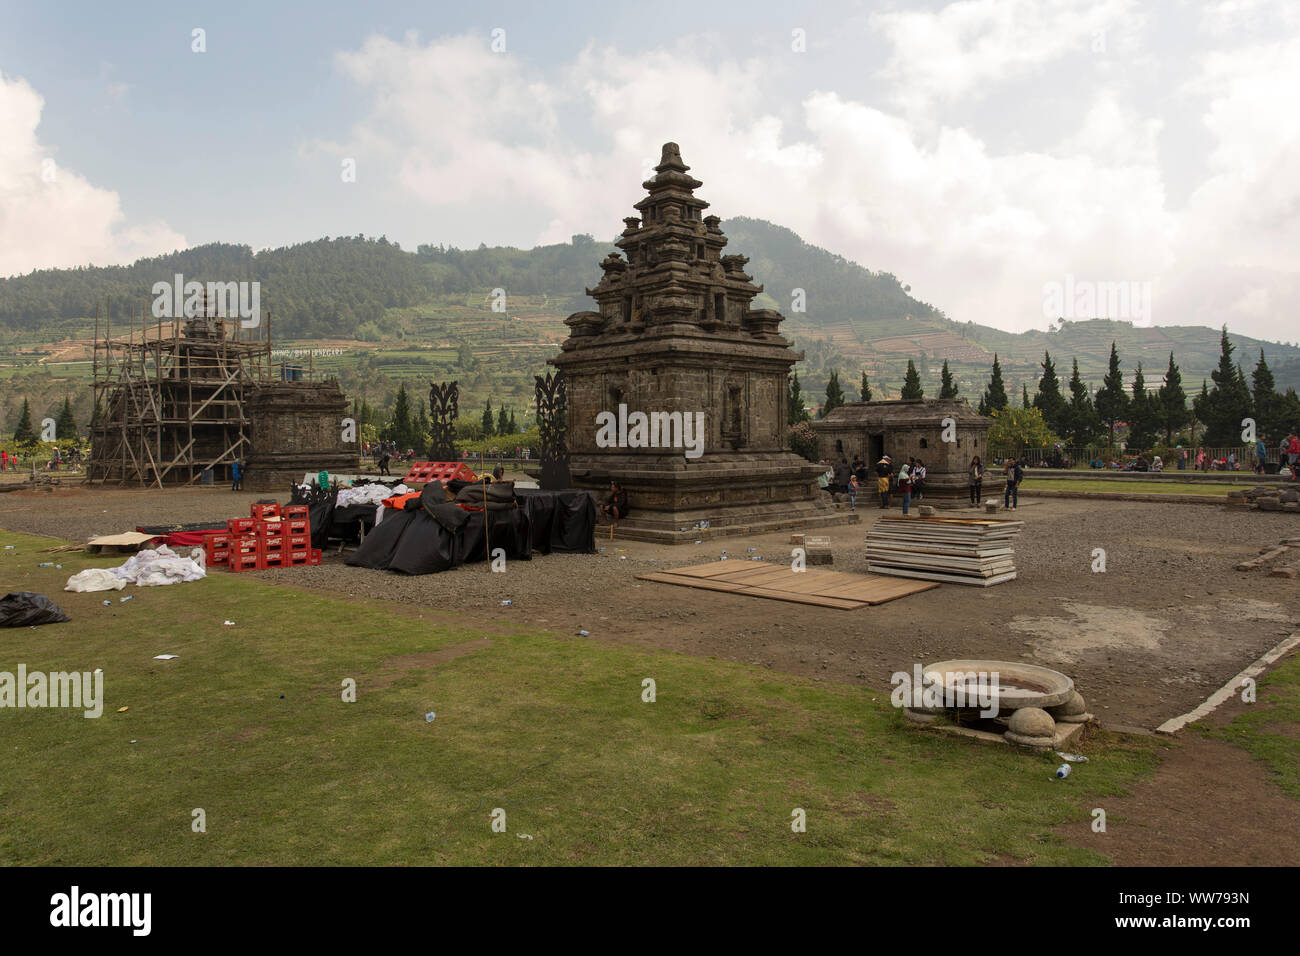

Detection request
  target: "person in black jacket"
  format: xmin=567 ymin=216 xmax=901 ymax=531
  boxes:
xmin=600 ymin=480 xmax=629 ymax=521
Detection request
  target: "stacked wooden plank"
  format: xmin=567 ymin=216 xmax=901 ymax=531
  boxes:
xmin=865 ymin=516 xmax=1024 ymax=586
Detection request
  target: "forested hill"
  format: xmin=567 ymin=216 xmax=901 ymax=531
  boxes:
xmin=0 ymin=219 xmax=942 ymax=340
xmin=2 ymin=221 xmax=1297 ymax=391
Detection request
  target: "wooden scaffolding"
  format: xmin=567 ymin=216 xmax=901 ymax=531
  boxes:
xmin=88 ymin=297 xmax=276 ymax=487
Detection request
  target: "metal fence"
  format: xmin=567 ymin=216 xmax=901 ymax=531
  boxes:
xmin=989 ymin=444 xmax=1283 ymax=470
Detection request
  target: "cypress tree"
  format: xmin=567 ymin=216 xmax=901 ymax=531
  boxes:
xmin=1252 ymin=349 xmax=1277 ymax=440
xmin=1200 ymin=327 xmax=1252 ymax=445
xmin=13 ymin=398 xmax=35 ymax=445
xmin=388 ymin=383 xmax=413 ymax=448
xmin=1066 ymin=358 xmax=1099 ymax=446
xmin=981 ymin=354 xmax=1008 ymax=413
xmin=787 ymin=373 xmax=809 ymax=423
xmin=822 ymin=371 xmax=845 ymax=417
xmin=1033 ymin=351 xmax=1069 ymax=436
xmin=860 ymin=370 xmax=873 ymax=403
xmin=1126 ymin=363 xmax=1159 ymax=451
xmin=497 ymin=404 xmax=510 ymax=435
xmin=900 ymin=360 xmax=923 ymax=400
xmin=1094 ymin=342 xmax=1129 ymax=449
xmin=1158 ymin=352 xmax=1188 ymax=444
xmin=482 ymin=400 xmax=495 ymax=436
xmin=55 ymin=396 xmax=77 ymax=440
xmin=938 ymin=361 xmax=958 ymax=399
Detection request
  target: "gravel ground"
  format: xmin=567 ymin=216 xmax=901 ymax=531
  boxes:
xmin=3 ymin=485 xmax=1297 ymax=729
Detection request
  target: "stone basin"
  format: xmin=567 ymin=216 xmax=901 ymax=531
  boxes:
xmin=922 ymin=659 xmax=1074 ymax=711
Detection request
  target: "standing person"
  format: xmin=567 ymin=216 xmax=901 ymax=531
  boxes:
xmin=231 ymin=460 xmax=244 ymax=491
xmin=0 ymin=450 xmax=7 ymax=472
xmin=834 ymin=457 xmax=852 ymax=493
xmin=897 ymin=459 xmax=912 ymax=516
xmin=1178 ymin=446 xmax=1187 ymax=470
xmin=1003 ymin=456 xmax=1022 ymax=510
xmin=1255 ymin=437 xmax=1268 ymax=474
xmin=875 ymin=456 xmax=892 ymax=509
xmin=968 ymin=455 xmax=985 ymax=505
xmin=848 ymin=474 xmax=858 ymax=510
xmin=912 ymin=458 xmax=926 ymax=501
xmin=378 ymin=449 xmax=392 ymax=476
xmin=1289 ymin=432 xmax=1300 ymax=479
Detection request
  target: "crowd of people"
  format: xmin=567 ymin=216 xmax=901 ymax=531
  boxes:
xmin=0 ymin=444 xmax=88 ymax=473
xmin=815 ymin=453 xmax=1022 ymax=515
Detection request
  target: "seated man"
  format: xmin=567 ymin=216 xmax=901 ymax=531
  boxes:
xmin=599 ymin=480 xmax=629 ymax=522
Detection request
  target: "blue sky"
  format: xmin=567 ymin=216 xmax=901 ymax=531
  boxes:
xmin=2 ymin=0 xmax=1298 ymax=341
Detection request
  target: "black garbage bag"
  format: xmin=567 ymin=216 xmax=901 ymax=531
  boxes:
xmin=0 ymin=592 xmax=70 ymax=627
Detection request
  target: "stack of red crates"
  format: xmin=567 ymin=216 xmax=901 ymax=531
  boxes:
xmin=202 ymin=503 xmax=321 ymax=572
xmin=402 ymin=461 xmax=477 ymax=484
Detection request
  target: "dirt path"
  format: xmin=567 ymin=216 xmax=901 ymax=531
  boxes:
xmin=1056 ymin=698 xmax=1300 ymax=865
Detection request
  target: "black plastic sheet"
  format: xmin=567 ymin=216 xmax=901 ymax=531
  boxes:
xmin=0 ymin=592 xmax=70 ymax=627
xmin=343 ymin=490 xmax=595 ymax=575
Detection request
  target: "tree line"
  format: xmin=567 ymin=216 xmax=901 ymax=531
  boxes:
xmin=788 ymin=325 xmax=1300 ymax=453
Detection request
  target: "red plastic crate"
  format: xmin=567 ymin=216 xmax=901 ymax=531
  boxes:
xmin=286 ymin=549 xmax=311 ymax=565
xmin=226 ymin=553 xmax=260 ymax=573
xmin=259 ymin=535 xmax=285 ymax=554
xmin=206 ymin=548 xmax=230 ymax=566
xmin=402 ymin=461 xmax=478 ymax=484
xmin=254 ymin=519 xmax=284 ymax=537
xmin=282 ymin=505 xmax=309 ymax=520
xmin=231 ymin=534 xmax=260 ymax=556
xmin=309 ymin=549 xmax=322 ymax=565
xmin=260 ymin=552 xmax=285 ymax=569
xmin=286 ymin=533 xmax=309 ymax=549
xmin=227 ymin=517 xmax=254 ymax=534
xmin=202 ymin=531 xmax=230 ymax=551
xmin=286 ymin=518 xmax=308 ymax=535
xmin=250 ymin=503 xmax=280 ymax=520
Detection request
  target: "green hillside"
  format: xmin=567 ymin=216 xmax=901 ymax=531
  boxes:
xmin=2 ymin=220 xmax=1297 ymax=435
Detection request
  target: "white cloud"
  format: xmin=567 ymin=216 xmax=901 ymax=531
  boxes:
xmin=870 ymin=0 xmax=1144 ymax=114
xmin=0 ymin=72 xmax=184 ymax=277
xmin=323 ymin=10 xmax=1297 ymax=341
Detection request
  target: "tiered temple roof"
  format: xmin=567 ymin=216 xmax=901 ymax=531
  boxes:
xmin=561 ymin=142 xmax=786 ymax=345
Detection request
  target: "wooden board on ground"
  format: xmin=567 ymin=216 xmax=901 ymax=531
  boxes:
xmin=638 ymin=563 xmax=937 ymax=609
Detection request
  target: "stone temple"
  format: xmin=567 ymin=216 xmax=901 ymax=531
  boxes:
xmin=550 ymin=143 xmax=853 ymax=543
xmin=813 ymin=398 xmax=991 ymax=507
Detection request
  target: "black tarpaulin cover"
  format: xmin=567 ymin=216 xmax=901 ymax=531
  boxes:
xmin=0 ymin=592 xmax=70 ymax=627
xmin=344 ymin=489 xmax=596 ymax=575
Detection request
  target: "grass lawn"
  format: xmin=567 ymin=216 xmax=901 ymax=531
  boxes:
xmin=1206 ymin=657 xmax=1300 ymax=800
xmin=0 ymin=529 xmax=1167 ymax=865
xmin=1025 ymin=479 xmax=1236 ymax=497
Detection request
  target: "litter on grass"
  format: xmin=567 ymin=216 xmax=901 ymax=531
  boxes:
xmin=153 ymin=654 xmax=178 ymax=660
